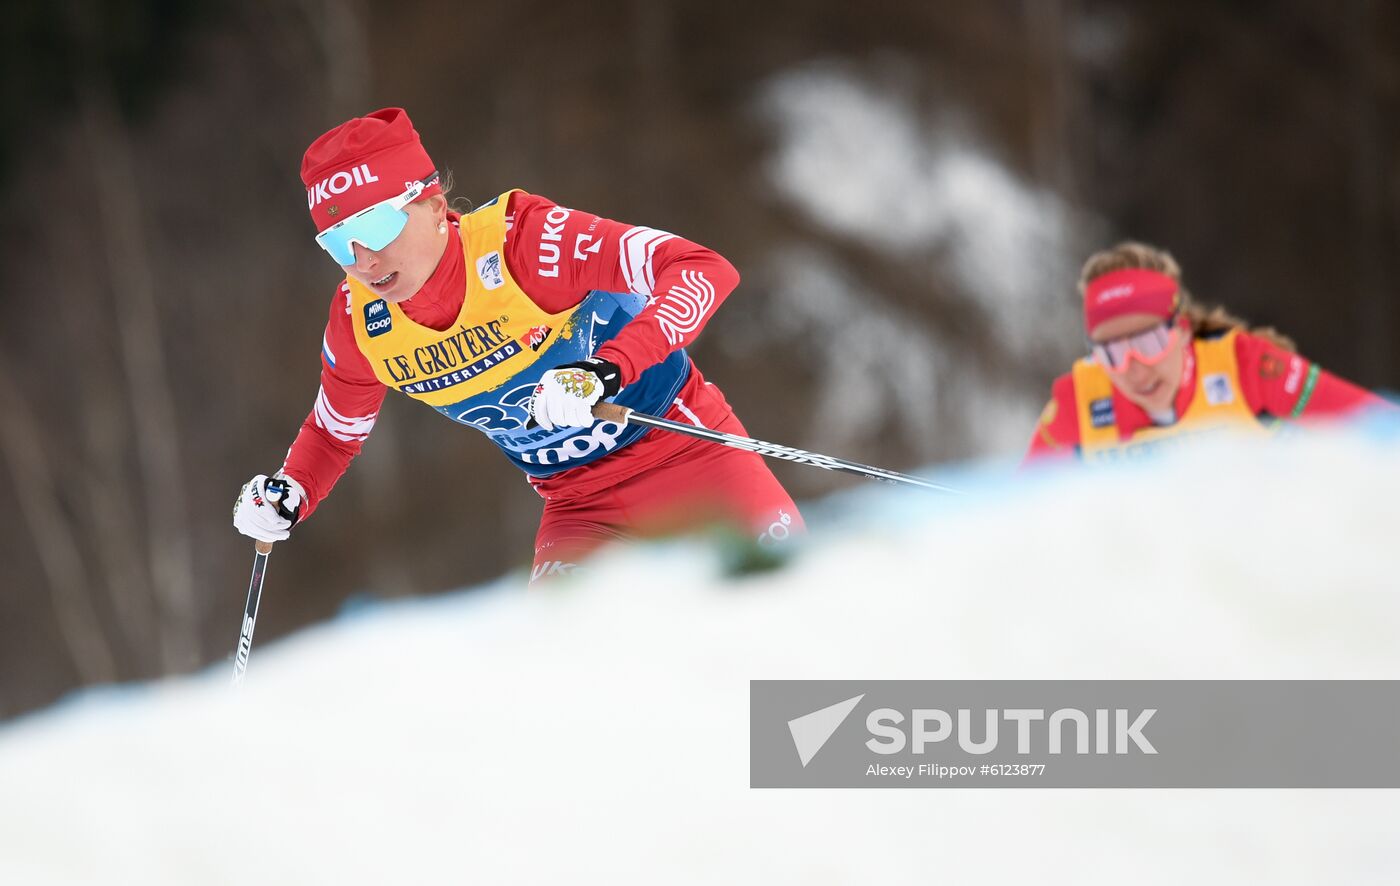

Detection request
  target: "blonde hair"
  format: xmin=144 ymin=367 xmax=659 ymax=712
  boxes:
xmin=1077 ymin=242 xmax=1296 ymax=352
xmin=439 ymin=168 xmax=476 ymax=215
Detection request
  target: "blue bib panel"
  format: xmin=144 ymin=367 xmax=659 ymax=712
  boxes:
xmin=442 ymin=289 xmax=690 ymax=477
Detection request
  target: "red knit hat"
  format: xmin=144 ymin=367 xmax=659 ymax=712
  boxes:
xmin=300 ymin=108 xmax=441 ymax=233
xmin=1083 ymin=268 xmax=1180 ymax=334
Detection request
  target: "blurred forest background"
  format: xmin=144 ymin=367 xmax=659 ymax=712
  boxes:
xmin=2 ymin=0 xmax=1397 ymax=719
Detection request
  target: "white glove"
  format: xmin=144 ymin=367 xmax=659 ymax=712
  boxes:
xmin=528 ymin=358 xmax=622 ymax=431
xmin=232 ymin=474 xmax=306 ymax=543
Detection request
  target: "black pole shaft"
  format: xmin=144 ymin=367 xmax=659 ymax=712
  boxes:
xmin=231 ymin=548 xmax=269 ymax=685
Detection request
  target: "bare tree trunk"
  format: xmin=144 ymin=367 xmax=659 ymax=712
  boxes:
xmin=1025 ymin=0 xmax=1078 ymax=200
xmin=42 ymin=167 xmax=157 ymax=673
xmin=78 ymin=81 xmax=200 ymax=673
xmin=629 ymin=0 xmax=674 ymax=207
xmin=309 ymin=0 xmax=371 ymax=122
xmin=0 ymin=352 xmax=117 ymax=684
xmin=1347 ymin=0 xmax=1393 ymax=384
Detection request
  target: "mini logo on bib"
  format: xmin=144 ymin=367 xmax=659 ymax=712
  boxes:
xmin=1090 ymin=397 xmax=1115 ymax=428
xmin=476 ymin=251 xmax=505 ymax=290
xmin=364 ymin=299 xmax=392 ymax=337
xmin=1203 ymin=373 xmax=1234 ymax=405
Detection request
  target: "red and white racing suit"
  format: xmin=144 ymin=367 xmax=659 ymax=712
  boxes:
xmin=280 ymin=191 xmax=803 ymax=577
xmin=1024 ymin=329 xmax=1394 ymax=464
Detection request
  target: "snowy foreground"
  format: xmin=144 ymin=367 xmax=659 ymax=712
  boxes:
xmin=3 ymin=425 xmax=1400 ymax=884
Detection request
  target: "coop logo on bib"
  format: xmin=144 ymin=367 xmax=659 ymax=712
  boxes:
xmin=476 ymin=251 xmax=505 ymax=290
xmin=1089 ymin=397 xmax=1115 ymax=428
xmin=515 ymin=421 xmax=626 ymax=466
xmin=364 ymin=299 xmax=392 ymax=337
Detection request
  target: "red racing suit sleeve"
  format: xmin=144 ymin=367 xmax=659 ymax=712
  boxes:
xmin=1022 ymin=374 xmax=1082 ymax=465
xmin=1233 ymin=331 xmax=1393 ymax=421
xmin=279 ymin=282 xmax=387 ymax=520
xmin=504 ymin=192 xmax=740 ymax=386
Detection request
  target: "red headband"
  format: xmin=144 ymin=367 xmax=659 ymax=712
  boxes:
xmin=300 ymin=107 xmax=441 ymax=233
xmin=1083 ymin=268 xmax=1179 ymax=334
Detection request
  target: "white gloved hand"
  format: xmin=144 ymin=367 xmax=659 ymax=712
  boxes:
xmin=528 ymin=358 xmax=622 ymax=431
xmin=232 ymin=474 xmax=306 ymax=543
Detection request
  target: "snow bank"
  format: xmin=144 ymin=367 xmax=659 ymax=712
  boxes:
xmin=2 ymin=423 xmax=1399 ymax=885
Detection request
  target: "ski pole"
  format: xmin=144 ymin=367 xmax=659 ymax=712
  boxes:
xmin=231 ymin=478 xmax=290 ymax=685
xmin=591 ymin=402 xmax=960 ymax=493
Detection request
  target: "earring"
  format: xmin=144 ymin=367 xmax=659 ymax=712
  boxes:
xmin=438 ymin=221 xmax=447 ymax=234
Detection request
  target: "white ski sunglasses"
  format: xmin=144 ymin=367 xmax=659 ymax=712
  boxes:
xmin=314 ymin=171 xmax=438 ymax=266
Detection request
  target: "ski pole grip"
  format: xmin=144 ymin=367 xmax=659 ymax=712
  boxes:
xmin=254 ymin=477 xmax=292 ymax=554
xmin=592 ymin=401 xmax=631 ymax=424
